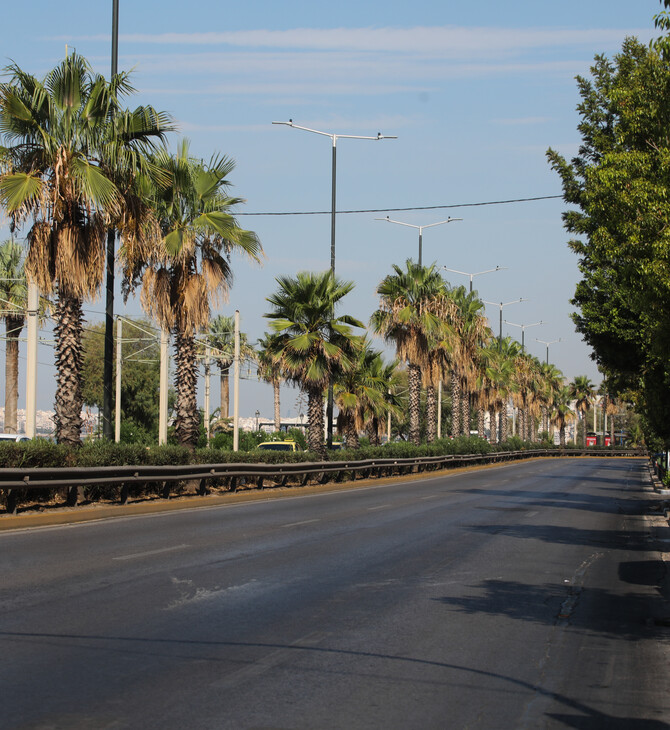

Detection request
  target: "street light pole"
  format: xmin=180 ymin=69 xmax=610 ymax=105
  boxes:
xmin=505 ymin=320 xmax=543 ymax=352
xmin=442 ymin=265 xmax=506 ymax=293
xmin=536 ymin=338 xmax=562 ymax=365
xmin=273 ymin=119 xmax=396 ymax=446
xmin=483 ymin=298 xmax=528 ymax=350
xmin=103 ymin=0 xmax=120 ymax=440
xmin=377 ymin=217 xmax=462 ymax=266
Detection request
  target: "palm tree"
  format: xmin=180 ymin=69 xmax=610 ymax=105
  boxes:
xmin=0 ymin=240 xmax=26 ymax=433
xmin=208 ymin=314 xmax=255 ymax=420
xmin=334 ymin=339 xmax=401 ymax=448
xmin=264 ymin=271 xmax=363 ymax=456
xmin=371 ymin=260 xmax=450 ymax=446
xmin=257 ymin=332 xmax=283 ymax=432
xmin=0 ymin=54 xmax=171 ymax=445
xmin=570 ymin=375 xmax=596 ymax=447
xmin=135 ymin=142 xmax=262 ymax=449
xmin=449 ymin=287 xmax=489 ymax=436
xmin=539 ymin=363 xmax=563 ymax=438
xmin=551 ymin=385 xmax=575 ymax=447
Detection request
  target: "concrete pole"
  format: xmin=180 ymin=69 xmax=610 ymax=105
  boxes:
xmin=204 ymin=345 xmax=211 ymax=447
xmin=233 ymin=310 xmax=240 ymax=452
xmin=387 ymin=389 xmax=392 ymax=444
xmin=437 ymin=380 xmax=442 ymax=439
xmin=159 ymin=328 xmax=169 ymax=445
xmin=25 ymin=282 xmax=38 ymax=438
xmin=114 ymin=317 xmax=122 ymax=442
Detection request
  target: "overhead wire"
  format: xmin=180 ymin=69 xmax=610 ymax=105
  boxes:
xmin=234 ymin=194 xmax=563 ymax=217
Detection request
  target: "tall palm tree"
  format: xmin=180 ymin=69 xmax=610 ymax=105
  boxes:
xmin=449 ymin=287 xmax=489 ymax=436
xmin=264 ymin=271 xmax=363 ymax=457
xmin=539 ymin=363 xmax=564 ymax=438
xmin=334 ymin=339 xmax=401 ymax=448
xmin=551 ymin=385 xmax=575 ymax=447
xmin=0 ymin=240 xmax=26 ymax=433
xmin=208 ymin=314 xmax=255 ymax=420
xmin=0 ymin=53 xmax=171 ymax=445
xmin=257 ymin=332 xmax=283 ymax=432
xmin=371 ymin=260 xmax=450 ymax=446
xmin=570 ymin=375 xmax=596 ymax=448
xmin=135 ymin=142 xmax=262 ymax=449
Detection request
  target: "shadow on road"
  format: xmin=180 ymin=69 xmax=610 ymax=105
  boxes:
xmin=1 ymin=629 xmax=668 ymax=729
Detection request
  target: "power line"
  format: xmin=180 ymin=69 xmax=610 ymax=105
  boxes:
xmin=235 ymin=194 xmax=563 ymax=217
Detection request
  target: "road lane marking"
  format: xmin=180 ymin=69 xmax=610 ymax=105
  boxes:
xmin=112 ymin=544 xmax=190 ymax=561
xmin=420 ymin=495 xmax=439 ymax=500
xmin=367 ymin=504 xmax=391 ymax=511
xmin=282 ymin=519 xmax=321 ymax=528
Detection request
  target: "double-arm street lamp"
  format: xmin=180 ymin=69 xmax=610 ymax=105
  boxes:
xmin=505 ymin=320 xmax=543 ymax=352
xmin=273 ymin=120 xmax=397 ymax=274
xmin=536 ymin=337 xmax=562 ymax=365
xmin=272 ymin=119 xmax=397 ymax=446
xmin=443 ymin=265 xmax=506 ymax=293
xmin=483 ymin=298 xmax=528 ymax=350
xmin=376 ymin=216 xmax=462 ymax=266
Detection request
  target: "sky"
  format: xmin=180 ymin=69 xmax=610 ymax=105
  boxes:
xmin=0 ymin=0 xmax=662 ymax=423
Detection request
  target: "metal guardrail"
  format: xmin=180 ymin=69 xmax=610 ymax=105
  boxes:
xmin=0 ymin=447 xmax=646 ymax=515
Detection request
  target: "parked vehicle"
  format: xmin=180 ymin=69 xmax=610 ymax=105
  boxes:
xmin=0 ymin=433 xmax=30 ymax=442
xmin=256 ymin=440 xmax=302 ymax=452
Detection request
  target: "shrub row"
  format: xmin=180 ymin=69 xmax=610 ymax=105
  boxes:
xmin=0 ymin=434 xmax=621 ymax=470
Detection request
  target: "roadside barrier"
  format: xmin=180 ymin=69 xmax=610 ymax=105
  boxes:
xmin=0 ymin=447 xmax=645 ymax=515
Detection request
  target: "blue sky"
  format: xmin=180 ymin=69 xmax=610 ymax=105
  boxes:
xmin=0 ymin=1 xmax=661 ymax=421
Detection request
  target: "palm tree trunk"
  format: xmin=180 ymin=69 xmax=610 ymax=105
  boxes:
xmin=4 ymin=314 xmax=24 ymax=434
xmin=461 ymin=384 xmax=470 ymax=436
xmin=273 ymin=378 xmax=281 ymax=432
xmin=368 ymin=417 xmax=380 ymax=446
xmin=346 ymin=419 xmax=359 ymax=449
xmin=501 ymin=402 xmax=509 ymax=443
xmin=54 ymin=292 xmax=84 ymax=446
xmin=478 ymin=403 xmax=486 ymax=440
xmin=307 ymin=384 xmax=326 ymax=457
xmin=450 ymin=370 xmax=460 ymax=437
xmin=489 ymin=409 xmax=497 ymax=444
xmin=408 ymin=363 xmax=421 ymax=446
xmin=174 ymin=328 xmax=200 ymax=451
xmin=426 ymin=384 xmax=437 ymax=443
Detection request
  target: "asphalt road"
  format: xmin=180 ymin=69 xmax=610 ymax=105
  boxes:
xmin=1 ymin=457 xmax=669 ymax=729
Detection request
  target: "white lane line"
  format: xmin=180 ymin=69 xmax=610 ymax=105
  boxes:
xmin=421 ymin=495 xmax=439 ymax=500
xmin=367 ymin=504 xmax=391 ymax=511
xmin=113 ymin=544 xmax=190 ymax=561
xmin=282 ymin=518 xmax=321 ymax=528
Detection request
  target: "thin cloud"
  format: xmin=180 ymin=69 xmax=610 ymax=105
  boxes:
xmin=492 ymin=117 xmax=551 ymax=126
xmin=58 ymin=24 xmax=649 ymax=58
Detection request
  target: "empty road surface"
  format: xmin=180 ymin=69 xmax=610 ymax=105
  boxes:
xmin=1 ymin=457 xmax=669 ymax=729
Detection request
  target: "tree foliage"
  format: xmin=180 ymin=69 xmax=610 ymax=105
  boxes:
xmin=547 ymin=36 xmax=670 ymax=444
xmin=81 ymin=319 xmax=162 ymax=438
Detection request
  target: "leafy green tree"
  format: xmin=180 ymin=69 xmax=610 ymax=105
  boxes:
xmin=0 ymin=241 xmax=26 ymax=433
xmin=81 ymin=319 xmax=162 ymax=438
xmin=0 ymin=53 xmax=171 ymax=445
xmin=264 ymin=270 xmax=363 ymax=457
xmin=547 ymin=36 xmax=670 ymax=444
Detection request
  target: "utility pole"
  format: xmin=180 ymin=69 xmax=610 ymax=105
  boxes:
xmin=103 ymin=0 xmax=120 ymax=439
xmin=233 ymin=310 xmax=240 ymax=452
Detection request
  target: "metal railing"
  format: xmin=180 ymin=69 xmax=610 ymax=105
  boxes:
xmin=0 ymin=447 xmax=645 ymax=515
